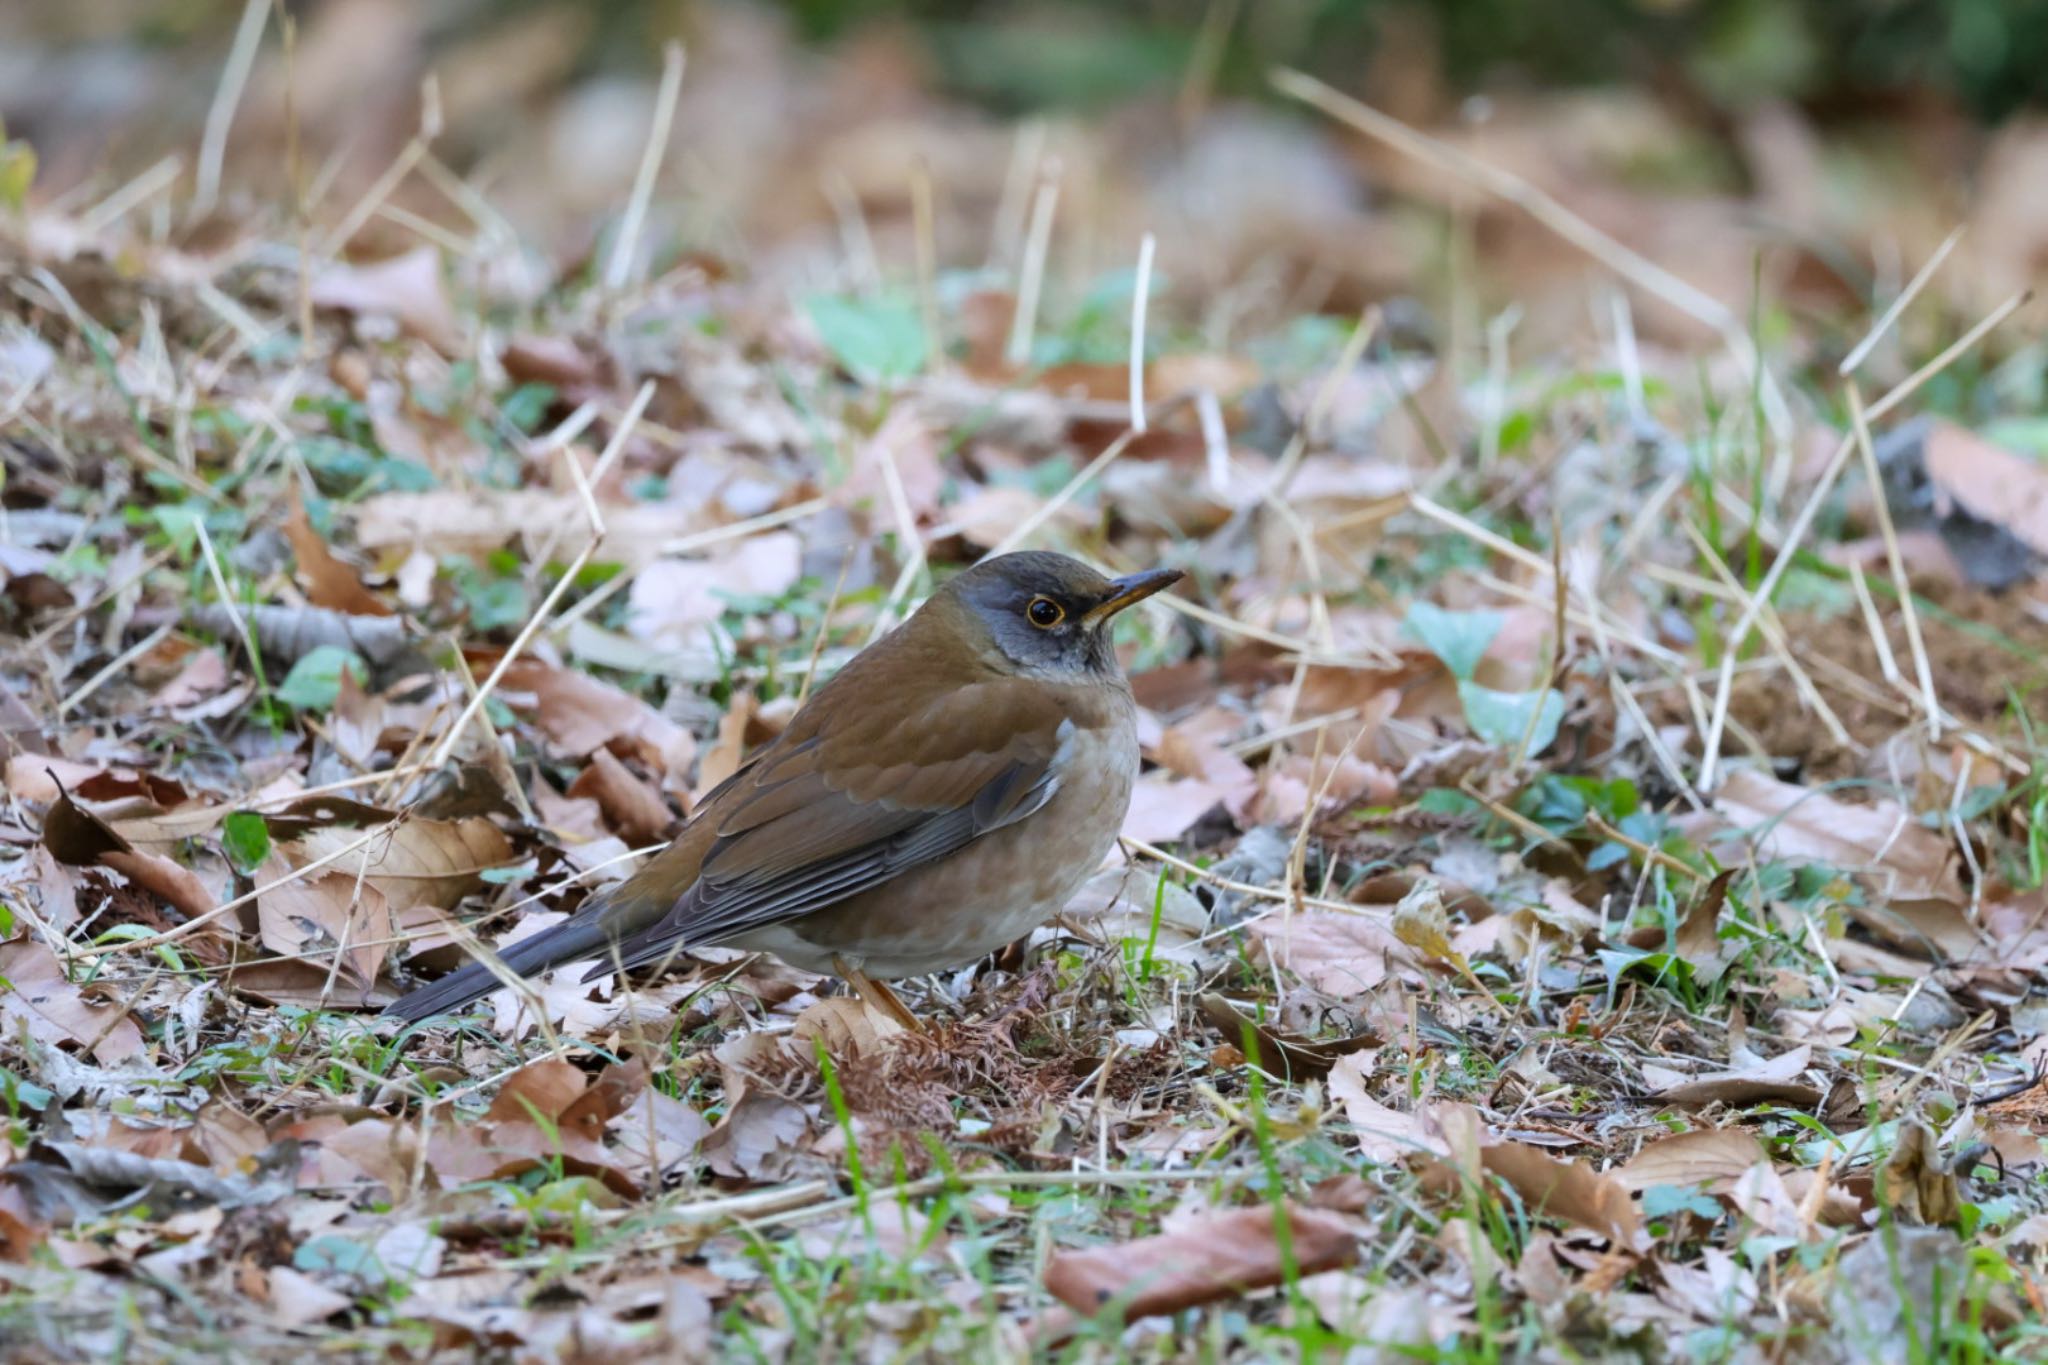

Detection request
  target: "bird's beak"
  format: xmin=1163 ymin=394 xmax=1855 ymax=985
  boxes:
xmin=1084 ymin=568 xmax=1183 ymax=626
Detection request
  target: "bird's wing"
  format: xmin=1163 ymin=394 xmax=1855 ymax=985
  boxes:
xmin=594 ymin=677 xmax=1076 ymax=974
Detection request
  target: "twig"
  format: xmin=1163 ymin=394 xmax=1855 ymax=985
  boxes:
xmin=1838 ymin=225 xmax=1963 ymax=377
xmin=1847 ymin=382 xmax=1939 ymax=734
xmin=606 ymin=41 xmax=686 ymax=293
xmin=1006 ymin=166 xmax=1061 ymax=366
xmin=1128 ymin=232 xmax=1156 ymax=433
xmin=195 ymin=0 xmax=270 ymax=214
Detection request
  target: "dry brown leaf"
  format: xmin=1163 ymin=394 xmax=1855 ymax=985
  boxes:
xmin=1877 ymin=1118 xmax=1962 ymax=1227
xmin=1922 ymin=421 xmax=2048 ymax=559
xmin=1650 ymin=1045 xmax=1822 ymax=1108
xmin=1197 ymin=993 xmax=1376 ymax=1080
xmin=700 ymin=1092 xmax=809 ymax=1181
xmin=254 ymin=855 xmax=393 ymax=987
xmin=0 ymin=938 xmax=144 ymax=1064
xmin=283 ymin=817 xmax=512 ymax=912
xmin=566 ymin=747 xmax=678 ymax=846
xmin=1042 ymin=1202 xmax=1357 ymax=1323
xmin=485 ymin=1057 xmax=589 ymax=1126
xmin=1699 ymin=768 xmax=1960 ymax=900
xmin=790 ymin=995 xmax=908 ymax=1060
xmin=1614 ymin=1128 xmax=1766 ymax=1193
xmin=1624 ymin=869 xmax=1736 ymax=984
xmin=284 ymin=488 xmax=390 ymax=617
xmin=1247 ymin=909 xmax=1397 ymax=998
xmin=497 ymin=658 xmax=695 ymax=787
xmin=266 ymin=1265 xmax=354 ymax=1327
xmin=1121 ymin=772 xmax=1231 ymax=844
xmin=1327 ymin=1053 xmax=1443 ymax=1164
xmin=625 ymin=533 xmax=805 ymax=649
xmin=1480 ymin=1140 xmax=1647 ymax=1252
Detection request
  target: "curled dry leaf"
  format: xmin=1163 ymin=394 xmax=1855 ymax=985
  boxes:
xmin=1196 ymin=993 xmax=1376 ymax=1081
xmin=790 ymin=995 xmax=908 ymax=1061
xmin=701 ymin=1092 xmax=810 ymax=1182
xmin=284 ymin=488 xmax=390 ymax=617
xmin=0 ymin=938 xmax=144 ymax=1065
xmin=1624 ymin=868 xmax=1736 ymax=984
xmin=37 ymin=781 xmax=216 ymax=927
xmin=1648 ymin=1045 xmax=1822 ymax=1108
xmin=566 ymin=747 xmax=678 ymax=846
xmin=1877 ymin=1118 xmax=1962 ymax=1227
xmin=1041 ymin=1202 xmax=1358 ymax=1323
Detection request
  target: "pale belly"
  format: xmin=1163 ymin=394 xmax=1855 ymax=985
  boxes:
xmin=726 ymin=711 xmax=1136 ymax=979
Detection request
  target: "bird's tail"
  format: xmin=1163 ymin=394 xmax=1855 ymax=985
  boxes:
xmin=381 ymin=910 xmax=616 ymax=1023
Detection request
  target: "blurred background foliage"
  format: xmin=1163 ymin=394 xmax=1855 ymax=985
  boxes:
xmin=11 ymin=0 xmax=2047 ymax=121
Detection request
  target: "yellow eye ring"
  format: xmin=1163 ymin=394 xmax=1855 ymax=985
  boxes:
xmin=1026 ymin=596 xmax=1065 ymax=628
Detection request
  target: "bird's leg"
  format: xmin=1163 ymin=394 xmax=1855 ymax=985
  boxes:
xmin=832 ymin=955 xmax=925 ymax=1034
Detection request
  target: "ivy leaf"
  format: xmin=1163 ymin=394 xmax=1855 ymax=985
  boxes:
xmin=221 ymin=811 xmax=272 ymax=875
xmin=276 ymin=646 xmax=368 ymax=712
xmin=1458 ymin=682 xmax=1565 ymax=757
xmin=804 ymin=294 xmax=927 ymax=384
xmin=1401 ymin=602 xmax=1504 ymax=681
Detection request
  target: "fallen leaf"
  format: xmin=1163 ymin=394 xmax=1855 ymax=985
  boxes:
xmin=1921 ymin=420 xmax=2048 ymax=559
xmin=0 ymin=939 xmax=144 ymax=1064
xmin=1247 ymin=909 xmax=1396 ymax=998
xmin=1650 ymin=1045 xmax=1821 ymax=1107
xmin=1327 ymin=1053 xmax=1443 ymax=1164
xmin=1197 ymin=993 xmax=1376 ymax=1080
xmin=254 ymin=855 xmax=394 ymax=986
xmin=566 ymin=748 xmax=678 ymax=846
xmin=1042 ymin=1202 xmax=1357 ymax=1323
xmin=283 ymin=817 xmax=513 ymax=912
xmin=1121 ymin=772 xmax=1231 ymax=844
xmin=790 ymin=995 xmax=907 ymax=1060
xmin=498 ymin=658 xmax=695 ymax=788
xmin=701 ymin=1092 xmax=809 ymax=1181
xmin=284 ymin=488 xmax=390 ymax=617
xmin=1475 ymin=1138 xmax=1648 ymax=1252
xmin=1624 ymin=869 xmax=1736 ymax=984
xmin=1613 ymin=1128 xmax=1767 ymax=1193
xmin=1698 ymin=768 xmax=1960 ymax=901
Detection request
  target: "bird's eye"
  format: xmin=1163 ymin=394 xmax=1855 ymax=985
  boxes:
xmin=1026 ymin=596 xmax=1065 ymax=628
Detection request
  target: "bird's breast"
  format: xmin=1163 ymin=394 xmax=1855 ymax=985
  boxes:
xmin=746 ymin=702 xmax=1137 ymax=979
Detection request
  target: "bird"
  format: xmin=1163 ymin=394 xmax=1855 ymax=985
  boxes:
xmin=384 ymin=551 xmax=1182 ymax=1029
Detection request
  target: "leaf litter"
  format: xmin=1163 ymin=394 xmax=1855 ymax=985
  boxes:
xmin=0 ymin=6 xmax=2046 ymax=1360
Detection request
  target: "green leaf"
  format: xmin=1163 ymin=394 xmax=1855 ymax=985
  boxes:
xmin=221 ymin=811 xmax=271 ymax=874
xmin=1401 ymin=602 xmax=1504 ymax=681
xmin=1458 ymin=681 xmax=1565 ymax=756
xmin=276 ymin=646 xmax=367 ymax=711
xmin=1643 ymin=1184 xmax=1722 ymax=1221
xmin=0 ymin=139 xmax=35 ymax=213
xmin=804 ymin=294 xmax=927 ymax=384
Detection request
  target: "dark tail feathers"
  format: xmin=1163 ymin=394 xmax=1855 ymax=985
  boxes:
xmin=381 ymin=913 xmax=616 ymax=1023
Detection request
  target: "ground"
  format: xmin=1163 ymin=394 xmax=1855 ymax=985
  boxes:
xmin=2 ymin=9 xmax=2048 ymax=1361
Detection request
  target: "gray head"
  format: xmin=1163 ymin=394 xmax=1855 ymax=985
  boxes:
xmin=938 ymin=551 xmax=1182 ymax=679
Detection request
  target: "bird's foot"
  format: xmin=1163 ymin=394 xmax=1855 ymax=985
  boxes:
xmin=832 ymin=955 xmax=926 ymax=1034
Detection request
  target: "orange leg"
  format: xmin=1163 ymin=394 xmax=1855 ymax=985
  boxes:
xmin=832 ymin=956 xmax=925 ymax=1033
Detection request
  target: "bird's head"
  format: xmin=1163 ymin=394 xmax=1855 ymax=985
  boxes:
xmin=934 ymin=551 xmax=1182 ymax=680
